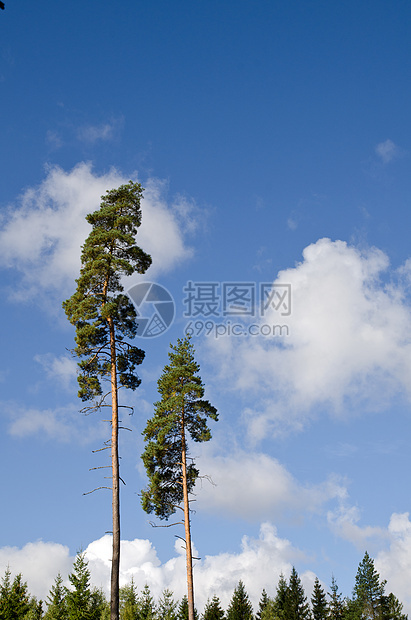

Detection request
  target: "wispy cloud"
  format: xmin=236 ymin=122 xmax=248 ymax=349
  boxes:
xmin=375 ymin=139 xmax=400 ymax=164
xmin=3 ymin=402 xmax=107 ymax=445
xmin=195 ymin=449 xmax=347 ymax=522
xmin=76 ymin=118 xmax=124 ymax=144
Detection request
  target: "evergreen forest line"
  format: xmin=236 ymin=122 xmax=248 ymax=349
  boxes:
xmin=0 ymin=549 xmax=407 ymax=620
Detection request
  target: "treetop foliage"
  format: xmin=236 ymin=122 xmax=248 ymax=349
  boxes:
xmin=0 ymin=552 xmax=408 ymax=620
xmin=63 ymin=181 xmax=152 ymax=402
xmin=141 ymin=335 xmax=218 ymax=520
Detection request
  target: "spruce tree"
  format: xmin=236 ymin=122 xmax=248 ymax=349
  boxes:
xmin=311 ymin=578 xmax=328 ymax=620
xmin=178 ymin=595 xmax=198 ymax=620
xmin=141 ymin=335 xmax=218 ymax=620
xmin=65 ymin=552 xmax=105 ymax=620
xmin=157 ymin=589 xmax=178 ymax=620
xmin=120 ymin=580 xmax=139 ymax=620
xmin=226 ymin=581 xmax=253 ymax=620
xmin=285 ymin=567 xmax=311 ymax=620
xmin=0 ymin=569 xmax=31 ymax=620
xmin=137 ymin=585 xmax=156 ymax=620
xmin=202 ymin=596 xmax=225 ymax=620
xmin=273 ymin=574 xmax=289 ymax=620
xmin=349 ymin=552 xmax=385 ymax=620
xmin=63 ymin=181 xmax=151 ymax=620
xmin=328 ymin=576 xmax=344 ymax=620
xmin=44 ymin=573 xmax=67 ymax=620
xmin=256 ymin=590 xmax=270 ymax=620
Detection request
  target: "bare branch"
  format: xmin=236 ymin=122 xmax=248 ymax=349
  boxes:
xmin=149 ymin=520 xmax=184 ymax=528
xmin=83 ymin=486 xmax=111 ymax=495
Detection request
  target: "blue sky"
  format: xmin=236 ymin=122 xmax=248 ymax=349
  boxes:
xmin=1 ymin=0 xmax=411 ymax=613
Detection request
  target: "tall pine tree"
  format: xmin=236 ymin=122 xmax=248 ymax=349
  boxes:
xmin=141 ymin=335 xmax=217 ymax=620
xmin=63 ymin=182 xmax=151 ymax=620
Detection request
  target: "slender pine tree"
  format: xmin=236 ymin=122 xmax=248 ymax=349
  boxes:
xmin=141 ymin=335 xmax=217 ymax=620
xmin=63 ymin=181 xmax=151 ymax=620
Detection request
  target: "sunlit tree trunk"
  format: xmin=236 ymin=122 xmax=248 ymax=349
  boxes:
xmin=181 ymin=407 xmax=195 ymax=620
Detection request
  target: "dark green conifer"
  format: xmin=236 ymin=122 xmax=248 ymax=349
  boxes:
xmin=273 ymin=573 xmax=289 ymax=620
xmin=44 ymin=573 xmax=67 ymax=620
xmin=63 ymin=181 xmax=151 ymax=620
xmin=0 ymin=569 xmax=31 ymax=620
xmin=348 ymin=552 xmax=385 ymax=620
xmin=120 ymin=579 xmax=139 ymax=620
xmin=141 ymin=336 xmax=217 ymax=620
xmin=65 ymin=552 xmax=105 ymax=620
xmin=178 ymin=595 xmax=198 ymax=620
xmin=256 ymin=590 xmax=270 ymax=620
xmin=311 ymin=578 xmax=328 ymax=620
xmin=285 ymin=567 xmax=311 ymax=620
xmin=157 ymin=589 xmax=178 ymax=620
xmin=137 ymin=585 xmax=156 ymax=620
xmin=202 ymin=596 xmax=225 ymax=620
xmin=328 ymin=576 xmax=344 ymax=620
xmin=226 ymin=581 xmax=253 ymax=620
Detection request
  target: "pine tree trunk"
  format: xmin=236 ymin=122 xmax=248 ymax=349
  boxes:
xmin=181 ymin=409 xmax=195 ymax=620
xmin=109 ymin=317 xmax=120 ymax=620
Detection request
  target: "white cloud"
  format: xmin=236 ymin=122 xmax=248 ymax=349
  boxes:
xmin=3 ymin=519 xmax=411 ymax=615
xmin=375 ymin=513 xmax=411 ymax=613
xmin=0 ymin=162 xmax=196 ymax=306
xmin=3 ymin=402 xmax=108 ymax=444
xmin=327 ymin=504 xmax=388 ymax=549
xmin=205 ymin=238 xmax=411 ymax=438
xmin=0 ymin=541 xmax=72 ymax=600
xmin=34 ymin=353 xmax=77 ymax=390
xmin=195 ymin=449 xmax=347 ymax=522
xmin=76 ymin=119 xmax=123 ymax=144
xmin=0 ymin=526 xmax=308 ymax=612
xmin=375 ymin=139 xmax=399 ymax=163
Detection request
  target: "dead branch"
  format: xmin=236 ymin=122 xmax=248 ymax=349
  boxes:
xmin=83 ymin=486 xmax=111 ymax=495
xmin=149 ymin=521 xmax=184 ymax=528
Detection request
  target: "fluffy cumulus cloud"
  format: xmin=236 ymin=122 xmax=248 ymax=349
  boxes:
xmin=195 ymin=449 xmax=347 ymax=521
xmin=0 ymin=541 xmax=72 ymax=600
xmin=2 ymin=519 xmax=411 ymax=615
xmin=205 ymin=238 xmax=411 ymax=438
xmin=375 ymin=513 xmax=411 ymax=613
xmin=0 ymin=162 xmax=196 ymax=305
xmin=0 ymin=526 xmax=310 ymax=612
